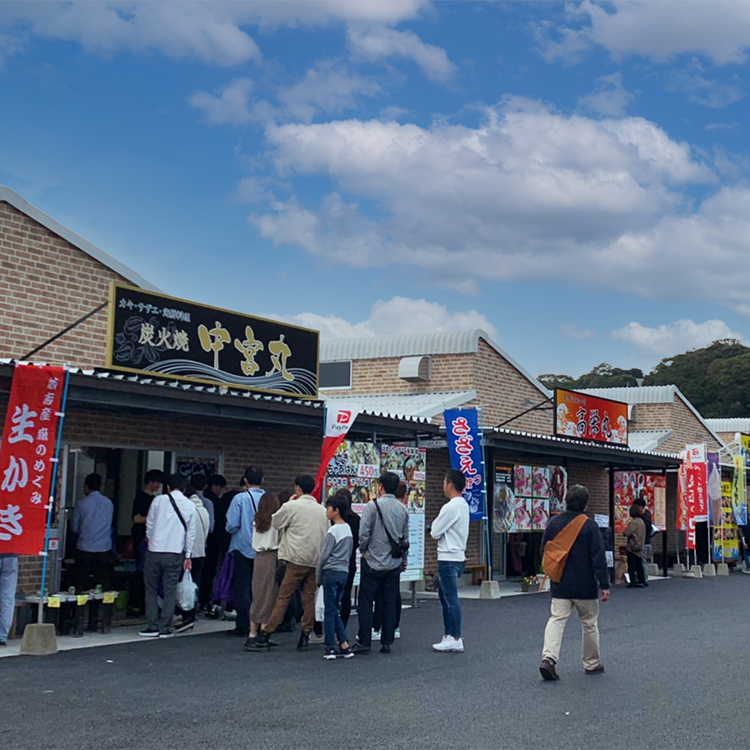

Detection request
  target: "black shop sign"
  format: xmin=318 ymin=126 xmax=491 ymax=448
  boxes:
xmin=106 ymin=284 xmax=319 ymax=397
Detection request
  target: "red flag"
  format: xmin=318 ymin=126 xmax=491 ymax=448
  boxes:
xmin=0 ymin=365 xmax=65 ymax=554
xmin=313 ymin=402 xmax=362 ymax=500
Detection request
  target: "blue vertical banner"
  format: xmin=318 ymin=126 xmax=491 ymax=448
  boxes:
xmin=444 ymin=408 xmax=485 ymax=520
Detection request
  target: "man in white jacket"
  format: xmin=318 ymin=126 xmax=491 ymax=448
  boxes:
xmin=139 ymin=474 xmax=197 ymax=639
xmin=430 ymin=469 xmax=470 ymax=653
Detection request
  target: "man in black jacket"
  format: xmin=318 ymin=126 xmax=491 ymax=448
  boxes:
xmin=539 ymin=484 xmax=610 ymax=681
xmin=633 ymin=495 xmax=653 ymax=582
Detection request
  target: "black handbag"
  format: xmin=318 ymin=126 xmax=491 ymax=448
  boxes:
xmin=374 ymin=499 xmax=409 ymax=559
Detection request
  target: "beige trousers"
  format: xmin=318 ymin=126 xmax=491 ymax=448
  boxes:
xmin=542 ymin=597 xmax=601 ymax=670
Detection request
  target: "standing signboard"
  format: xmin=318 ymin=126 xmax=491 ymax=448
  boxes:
xmin=685 ymin=444 xmax=708 ymax=550
xmin=731 ymin=454 xmax=748 ymax=526
xmin=106 ymin=283 xmax=319 ymax=397
xmin=0 ymin=365 xmax=66 ymax=555
xmin=554 ymin=389 xmax=628 ymax=445
xmin=444 ymin=408 xmax=485 ymax=521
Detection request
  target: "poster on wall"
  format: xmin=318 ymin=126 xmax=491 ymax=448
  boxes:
xmin=493 ymin=465 xmax=514 ymax=534
xmin=554 ymin=389 xmax=628 ymax=445
xmin=549 ymin=466 xmax=568 ymax=513
xmin=614 ymin=472 xmax=667 ymax=533
xmin=326 ymin=442 xmax=426 ymax=583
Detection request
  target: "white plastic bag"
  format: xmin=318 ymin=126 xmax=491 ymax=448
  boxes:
xmin=315 ymin=585 xmax=324 ymax=622
xmin=177 ymin=570 xmax=196 ymax=612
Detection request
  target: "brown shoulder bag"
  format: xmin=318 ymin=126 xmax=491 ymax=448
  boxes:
xmin=542 ymin=515 xmax=588 ymax=583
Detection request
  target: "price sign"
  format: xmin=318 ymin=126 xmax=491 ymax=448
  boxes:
xmin=47 ymin=596 xmax=61 ymax=608
xmin=76 ymin=595 xmax=89 ymax=606
xmin=102 ymin=592 xmax=116 ymax=605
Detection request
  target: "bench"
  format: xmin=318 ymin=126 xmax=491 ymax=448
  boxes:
xmin=467 ymin=564 xmax=487 ymax=586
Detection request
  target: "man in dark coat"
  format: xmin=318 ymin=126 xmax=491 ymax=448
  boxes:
xmin=539 ymin=484 xmax=610 ymax=681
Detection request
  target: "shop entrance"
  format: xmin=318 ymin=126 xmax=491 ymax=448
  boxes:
xmin=55 ymin=444 xmax=222 ymax=607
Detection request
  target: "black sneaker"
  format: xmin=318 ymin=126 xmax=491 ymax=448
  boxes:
xmin=380 ymin=644 xmax=392 ymax=654
xmin=539 ymin=658 xmax=559 ymax=681
xmin=174 ymin=621 xmax=194 ymax=634
xmin=297 ymin=631 xmax=310 ymax=650
xmin=245 ymin=631 xmax=270 ymax=651
xmin=323 ymin=647 xmax=338 ymax=660
xmin=138 ymin=628 xmax=160 ymax=638
xmin=159 ymin=629 xmax=174 ymax=639
xmin=350 ymin=642 xmax=371 ymax=655
xmin=338 ymin=645 xmax=354 ymax=659
xmin=0 ymin=641 xmax=7 ymax=647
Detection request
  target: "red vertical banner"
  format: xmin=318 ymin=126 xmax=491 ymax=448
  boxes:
xmin=0 ymin=365 xmax=65 ymax=554
xmin=684 ymin=444 xmax=708 ymax=550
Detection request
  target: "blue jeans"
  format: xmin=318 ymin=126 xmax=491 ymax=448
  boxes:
xmin=438 ymin=561 xmax=464 ymax=639
xmin=0 ymin=555 xmax=19 ymax=642
xmin=322 ymin=570 xmax=349 ymax=649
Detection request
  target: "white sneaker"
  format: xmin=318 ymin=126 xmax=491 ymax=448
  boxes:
xmin=371 ymin=629 xmax=381 ymax=641
xmin=433 ymin=636 xmax=464 ymax=653
xmin=394 ymin=628 xmax=401 ymax=639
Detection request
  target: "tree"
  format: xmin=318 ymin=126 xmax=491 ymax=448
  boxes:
xmin=538 ymin=364 xmax=643 ymax=390
xmin=644 ymin=339 xmax=750 ymax=416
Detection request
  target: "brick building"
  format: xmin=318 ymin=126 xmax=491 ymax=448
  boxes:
xmin=320 ymin=332 xmax=680 ymax=580
xmin=0 ymin=186 xmax=431 ymax=600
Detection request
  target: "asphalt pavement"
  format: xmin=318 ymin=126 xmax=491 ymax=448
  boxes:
xmin=3 ymin=575 xmax=747 ymax=750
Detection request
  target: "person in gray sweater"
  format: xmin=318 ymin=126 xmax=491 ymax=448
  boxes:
xmin=317 ymin=494 xmax=354 ymax=660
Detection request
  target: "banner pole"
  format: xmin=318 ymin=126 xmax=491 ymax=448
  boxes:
xmin=478 ymin=407 xmax=491 ymax=579
xmin=37 ymin=367 xmax=70 ymax=624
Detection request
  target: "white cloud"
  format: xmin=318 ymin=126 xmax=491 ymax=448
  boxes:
xmin=0 ymin=2 xmax=261 ymax=67
xmin=0 ymin=1 xmax=430 ymax=67
xmin=189 ymin=78 xmax=255 ymax=124
xmin=348 ymin=26 xmax=455 ymax=83
xmin=251 ymin=98 xmax=718 ymax=294
xmin=612 ymin=319 xmax=747 ymax=361
xmin=559 ymin=323 xmax=595 ymax=340
xmin=578 ymin=72 xmax=634 ymax=116
xmin=667 ymin=63 xmax=743 ymax=109
xmin=705 ymin=122 xmax=740 ymax=131
xmin=264 ymin=296 xmax=497 ymax=340
xmin=537 ymin=0 xmax=750 ymax=65
xmin=276 ymin=61 xmax=381 ymax=122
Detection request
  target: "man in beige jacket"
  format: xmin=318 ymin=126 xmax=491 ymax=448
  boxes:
xmin=249 ymin=474 xmax=328 ymax=651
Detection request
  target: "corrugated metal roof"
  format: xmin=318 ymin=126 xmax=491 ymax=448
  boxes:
xmin=581 ymin=385 xmax=725 ymax=448
xmin=0 ymin=185 xmax=160 ymax=292
xmin=0 ymin=360 xmax=435 ymax=426
xmin=705 ymin=418 xmax=750 ymax=434
xmin=320 ymin=329 xmax=550 ymax=398
xmin=628 ymin=429 xmax=674 ymax=453
xmin=579 ymin=385 xmax=678 ymax=405
xmin=489 ymin=426 xmax=680 ymax=460
xmin=322 ymin=390 xmax=475 ymax=421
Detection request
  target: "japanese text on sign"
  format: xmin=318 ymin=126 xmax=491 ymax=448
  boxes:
xmin=0 ymin=365 xmax=65 ymax=554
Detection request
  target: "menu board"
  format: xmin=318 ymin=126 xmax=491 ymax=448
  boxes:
xmin=325 ymin=442 xmax=426 ymax=582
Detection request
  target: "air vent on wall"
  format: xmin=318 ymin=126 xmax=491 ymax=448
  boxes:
xmin=398 ymin=355 xmax=431 ymax=383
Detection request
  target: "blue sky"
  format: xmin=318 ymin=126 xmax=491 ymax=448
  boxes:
xmin=1 ymin=1 xmax=749 ymax=379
